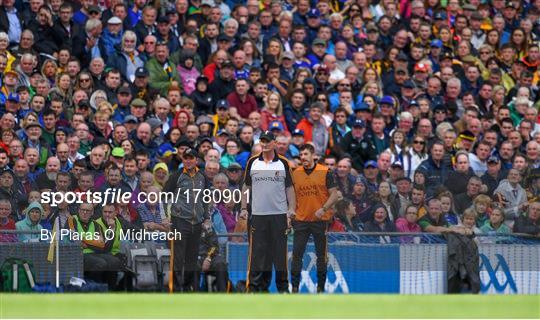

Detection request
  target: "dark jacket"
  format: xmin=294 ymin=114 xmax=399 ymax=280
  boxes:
xmin=513 ymin=215 xmax=539 ymax=235
xmin=444 ymin=169 xmax=475 ymax=195
xmin=417 ymin=157 xmax=450 ymax=196
xmin=0 ymin=6 xmax=25 ymax=41
xmin=283 ymin=104 xmax=307 ymax=132
xmin=446 ymin=232 xmax=480 ymax=294
xmin=164 ymin=169 xmax=209 ymax=225
xmin=339 ymin=132 xmax=377 ymax=172
xmin=208 ymin=76 xmax=235 ymax=101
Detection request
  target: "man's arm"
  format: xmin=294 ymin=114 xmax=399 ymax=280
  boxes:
xmin=286 ymin=185 xmax=296 ymax=217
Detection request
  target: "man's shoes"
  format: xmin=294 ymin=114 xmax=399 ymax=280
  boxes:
xmin=291 ymin=286 xmax=299 ymax=293
xmin=317 ymin=287 xmax=324 ymax=293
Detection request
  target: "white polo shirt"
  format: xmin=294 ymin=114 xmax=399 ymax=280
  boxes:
xmin=243 ymin=152 xmax=293 ymax=216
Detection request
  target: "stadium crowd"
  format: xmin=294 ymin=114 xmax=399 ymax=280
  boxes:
xmin=0 ymin=0 xmax=539 ymax=290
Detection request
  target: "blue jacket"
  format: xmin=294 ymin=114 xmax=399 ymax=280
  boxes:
xmin=417 ymin=157 xmax=450 ymax=196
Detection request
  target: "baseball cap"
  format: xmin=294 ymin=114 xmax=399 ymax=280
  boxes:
xmin=364 ymin=160 xmax=378 ymax=169
xmin=182 ymin=148 xmax=198 ymax=158
xmin=471 ymin=12 xmax=483 ymax=21
xmin=269 ymin=120 xmax=284 ymax=131
xmin=391 ymin=161 xmax=403 ymax=168
xmin=430 ymin=39 xmax=443 ymax=48
xmin=462 ymin=3 xmax=477 ymax=11
xmin=25 ymin=122 xmax=41 ymax=130
xmin=196 ymin=75 xmax=209 ymax=84
xmin=409 ymin=100 xmax=419 ymax=107
xmin=434 ymin=11 xmax=447 ymax=20
xmin=352 ymin=119 xmax=366 ymax=128
xmin=4 ymin=70 xmax=19 ymax=78
xmin=355 ymin=176 xmax=367 ymax=185
xmin=505 ymin=1 xmax=516 ymax=9
xmin=88 ymin=5 xmax=100 ymax=14
xmin=201 ymin=0 xmax=215 ymax=7
xmin=77 ymin=100 xmax=91 ymax=109
xmin=216 ymin=99 xmax=229 ymax=110
xmin=380 ymin=96 xmax=394 ymax=105
xmin=366 ymin=25 xmax=379 ymax=33
xmin=259 ymin=130 xmax=275 ymax=142
xmin=123 ymin=115 xmax=139 ymax=124
xmin=7 ymin=93 xmax=19 ymax=102
xmin=307 ymin=8 xmax=320 ymax=18
xmin=158 ymin=143 xmax=178 ymax=157
xmin=396 ymin=52 xmax=409 ymax=61
xmin=402 ymin=80 xmax=416 ymax=89
xmin=117 ymin=86 xmax=131 ymax=95
xmin=176 ymin=137 xmax=193 ymax=148
xmin=313 ymin=38 xmax=326 ymax=46
xmin=440 ymin=51 xmax=454 ymax=60
xmin=217 ymin=34 xmax=232 ymax=42
xmin=414 ymin=63 xmax=429 ymax=73
xmin=459 ymin=130 xmax=476 ymax=141
xmin=107 ymin=16 xmax=122 ymax=24
xmin=221 ymin=60 xmax=234 ymax=68
xmin=135 ymin=67 xmax=149 ymax=77
xmin=111 ymin=147 xmax=125 ymax=158
xmin=354 ymin=102 xmax=370 ymax=112
xmin=195 ymin=115 xmax=213 ymax=125
xmin=292 ymin=129 xmax=304 ymax=136
xmin=157 ymin=15 xmax=170 ymax=24
xmin=216 ymin=129 xmax=230 ymax=137
xmin=227 ymin=162 xmax=242 ymax=170
xmin=487 ymin=156 xmax=500 ymax=164
xmin=282 ymin=51 xmax=294 ymax=60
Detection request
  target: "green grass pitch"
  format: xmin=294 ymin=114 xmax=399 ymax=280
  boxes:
xmin=1 ymin=294 xmax=539 ymax=318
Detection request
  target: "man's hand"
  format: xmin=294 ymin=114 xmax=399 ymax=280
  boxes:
xmin=86 ymin=37 xmax=96 ymax=49
xmin=106 ymin=218 xmax=116 ymax=228
xmin=240 ymin=209 xmax=249 ymax=220
xmin=202 ymin=257 xmax=211 ymax=272
xmin=315 ymin=208 xmax=325 ymax=219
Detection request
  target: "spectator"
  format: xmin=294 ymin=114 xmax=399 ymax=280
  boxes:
xmin=494 ymin=168 xmax=527 ymax=224
xmin=395 ymin=205 xmax=421 ymax=233
xmin=454 ymin=176 xmax=483 ymax=215
xmin=363 ymin=204 xmax=397 ymax=233
xmin=513 ymin=202 xmax=540 ymax=236
xmin=480 ymin=207 xmax=512 ymax=234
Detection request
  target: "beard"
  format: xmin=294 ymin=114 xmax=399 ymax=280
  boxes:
xmin=46 ymin=172 xmax=58 ymax=181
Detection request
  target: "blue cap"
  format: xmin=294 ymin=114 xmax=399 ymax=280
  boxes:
xmin=434 ymin=11 xmax=447 ymax=20
xmin=7 ymin=93 xmax=19 ymax=102
xmin=487 ymin=155 xmax=500 ymax=164
xmin=292 ymin=129 xmax=304 ymax=136
xmin=216 ymin=99 xmax=229 ymax=109
xmin=307 ymin=8 xmax=320 ymax=18
xmin=430 ymin=39 xmax=443 ymax=48
xmin=158 ymin=143 xmax=177 ymax=157
xmin=217 ymin=129 xmax=230 ymax=136
xmin=380 ymin=96 xmax=395 ymax=105
xmin=269 ymin=120 xmax=284 ymax=131
xmin=364 ymin=160 xmax=378 ymax=169
xmin=354 ymin=102 xmax=369 ymax=111
xmin=352 ymin=119 xmax=366 ymax=128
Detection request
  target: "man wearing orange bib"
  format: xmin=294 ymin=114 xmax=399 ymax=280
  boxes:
xmin=291 ymin=144 xmax=339 ymax=293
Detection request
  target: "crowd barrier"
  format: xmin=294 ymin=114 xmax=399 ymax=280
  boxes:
xmin=1 ymin=232 xmax=538 ymax=294
xmin=225 ymin=233 xmax=540 ymax=294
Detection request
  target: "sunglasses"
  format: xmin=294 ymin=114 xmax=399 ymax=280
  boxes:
xmin=317 ymin=98 xmax=327 ymax=102
xmin=80 ymin=78 xmax=90 ymax=82
xmin=413 ymin=140 xmax=425 ymax=145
